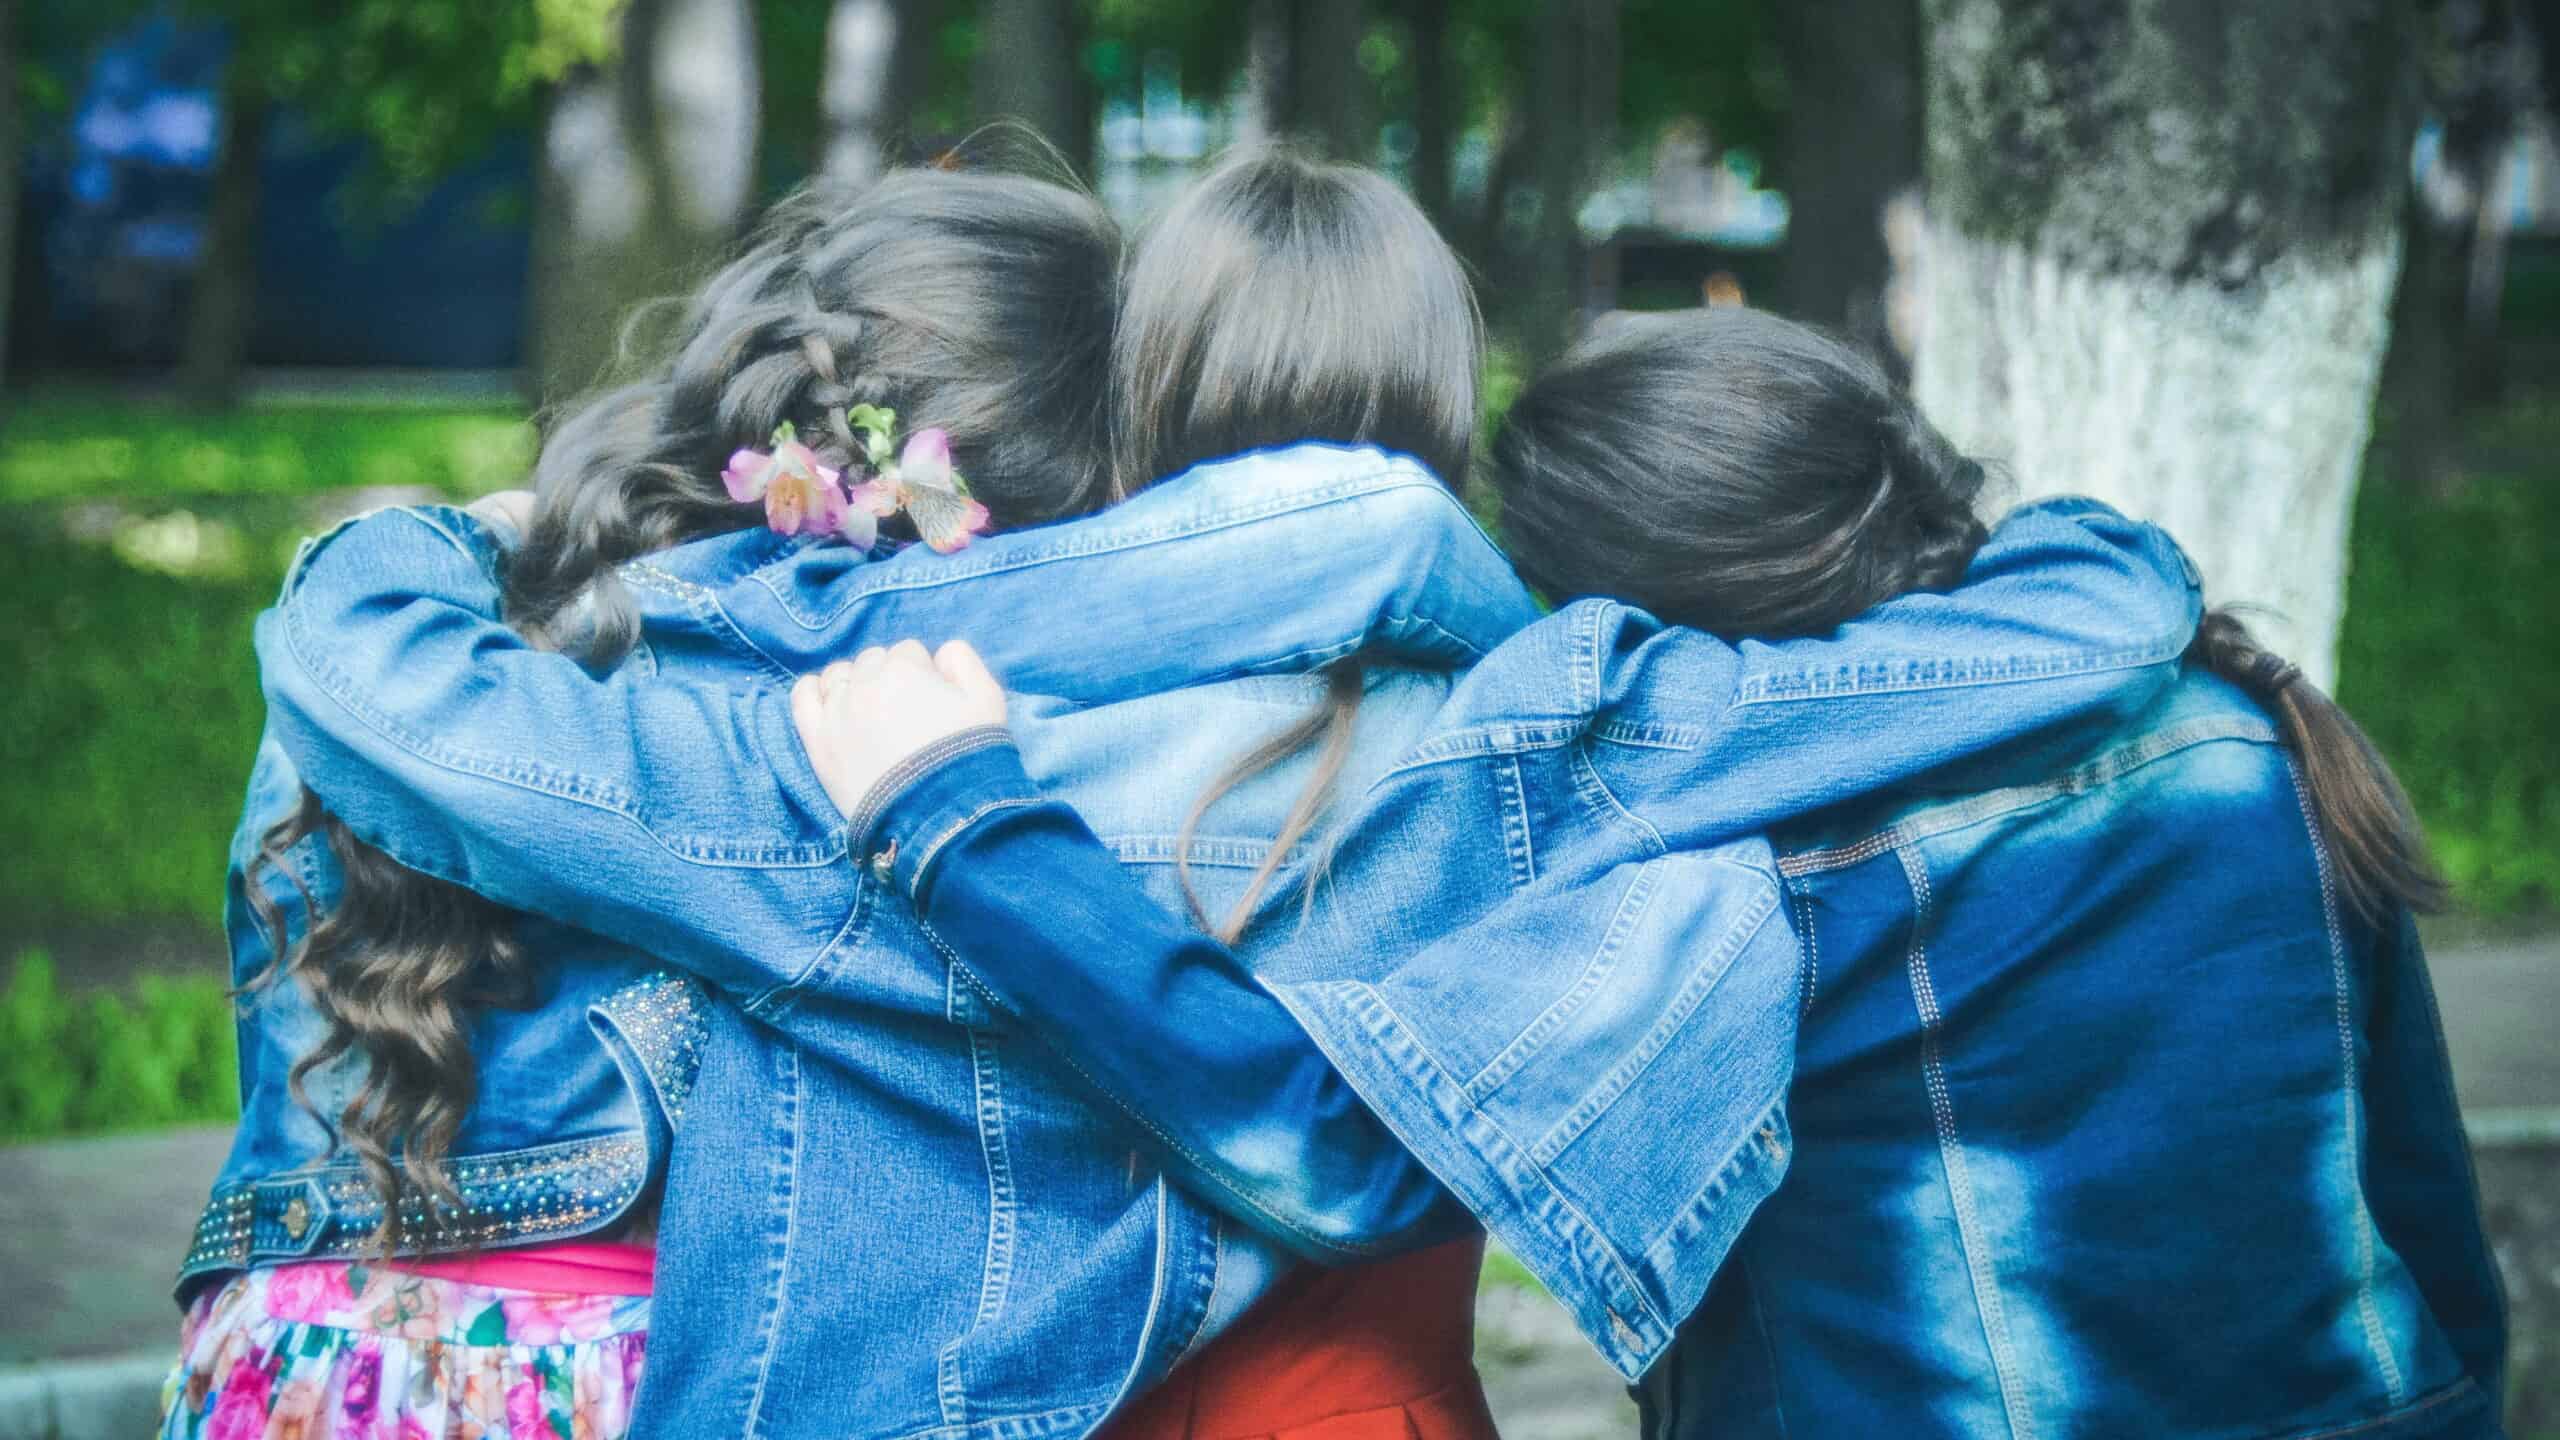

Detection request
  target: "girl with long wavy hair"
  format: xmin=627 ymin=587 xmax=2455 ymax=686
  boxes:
xmin=230 ymin=151 xmax=2245 ymax=1438
xmin=791 ymin=306 xmax=2503 ymax=1440
xmin=162 ymin=162 xmax=1121 ymax=1440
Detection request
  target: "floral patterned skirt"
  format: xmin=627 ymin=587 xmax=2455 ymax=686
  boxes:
xmin=159 ymin=1261 xmax=650 ymax=1440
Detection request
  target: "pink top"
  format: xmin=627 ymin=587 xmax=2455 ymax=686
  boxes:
xmin=394 ymin=1241 xmax=656 ymax=1297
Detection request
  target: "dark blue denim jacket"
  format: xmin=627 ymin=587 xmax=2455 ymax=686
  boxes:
xmin=857 ymin=580 xmax=2508 ymax=1432
xmin=250 ymin=447 xmax=2243 ymax=1437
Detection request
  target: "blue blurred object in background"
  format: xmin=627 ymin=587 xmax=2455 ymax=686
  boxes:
xmin=25 ymin=12 xmax=528 ymax=374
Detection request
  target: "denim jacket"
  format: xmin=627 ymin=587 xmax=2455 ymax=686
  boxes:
xmin=188 ymin=718 xmax=711 ymax=1298
xmin=854 ymin=571 xmax=2507 ymax=1430
xmin=256 ymin=448 xmax=2212 ymax=1436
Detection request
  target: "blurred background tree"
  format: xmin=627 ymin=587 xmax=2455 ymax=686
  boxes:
xmin=1911 ymin=0 xmax=2424 ymax=689
xmin=2 ymin=0 xmax=2557 ymax=986
xmin=6 ymin=3 xmax=2560 ymax=1423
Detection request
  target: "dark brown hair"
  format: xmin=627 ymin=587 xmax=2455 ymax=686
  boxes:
xmin=2188 ymin=611 xmax=2446 ymax=920
xmin=1110 ymin=147 xmax=1481 ymax=500
xmin=247 ymin=165 xmax=1122 ymax=1247
xmin=1494 ymin=305 xmax=2441 ymax=924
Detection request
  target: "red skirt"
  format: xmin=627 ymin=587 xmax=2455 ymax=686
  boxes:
xmin=1098 ymin=1237 xmax=1496 ymax=1440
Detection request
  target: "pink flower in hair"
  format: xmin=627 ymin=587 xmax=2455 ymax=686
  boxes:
xmin=721 ymin=423 xmax=874 ymax=545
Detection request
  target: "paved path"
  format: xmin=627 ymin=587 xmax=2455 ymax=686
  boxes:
xmin=1 ymin=927 xmax=2547 ymax=1435
xmin=2423 ymin=920 xmax=2560 ymax=1112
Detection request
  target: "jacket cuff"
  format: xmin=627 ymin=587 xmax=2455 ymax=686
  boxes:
xmin=846 ymin=729 xmax=1042 ymax=902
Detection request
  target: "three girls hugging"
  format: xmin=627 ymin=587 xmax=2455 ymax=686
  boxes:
xmin=162 ymin=145 xmax=2505 ymax=1440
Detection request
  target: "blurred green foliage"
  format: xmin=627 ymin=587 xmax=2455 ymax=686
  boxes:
xmin=0 ymin=381 xmax=2550 ymax=1006
xmin=2339 ymin=394 xmax=2560 ymax=914
xmin=0 ymin=397 xmax=522 ymax=927
xmin=0 ymin=396 xmax=534 ymax=504
xmin=0 ymin=950 xmax=239 ymax=1141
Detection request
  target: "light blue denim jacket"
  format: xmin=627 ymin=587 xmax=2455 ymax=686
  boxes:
xmin=254 ymin=446 xmax=2216 ymax=1437
xmin=184 ymin=731 xmax=707 ymax=1296
xmin=850 ymin=547 xmax=2506 ymax=1432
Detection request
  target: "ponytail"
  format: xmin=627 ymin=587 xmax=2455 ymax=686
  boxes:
xmin=2190 ymin=609 xmax=2447 ymax=921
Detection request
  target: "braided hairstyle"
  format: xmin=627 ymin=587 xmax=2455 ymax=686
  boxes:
xmin=511 ymin=168 xmax=1122 ymax=658
xmin=246 ymin=166 xmax=1120 ymax=1249
xmin=1493 ymin=306 xmax=1988 ymax=640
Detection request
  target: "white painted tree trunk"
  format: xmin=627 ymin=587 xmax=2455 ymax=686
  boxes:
xmin=822 ymin=0 xmax=900 ymax=186
xmin=527 ymin=0 xmax=758 ymax=406
xmin=1911 ymin=0 xmax=2421 ymax=692
xmin=1912 ymin=220 xmax=2403 ymax=690
xmin=646 ymin=0 xmax=759 ymax=233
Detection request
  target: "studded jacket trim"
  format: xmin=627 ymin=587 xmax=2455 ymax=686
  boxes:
xmin=179 ymin=971 xmax=708 ymax=1288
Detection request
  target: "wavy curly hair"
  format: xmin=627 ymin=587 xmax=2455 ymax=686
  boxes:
xmin=244 ymin=164 xmax=1121 ymax=1249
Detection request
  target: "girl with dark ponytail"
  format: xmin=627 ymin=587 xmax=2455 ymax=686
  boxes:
xmin=1494 ymin=305 xmax=2445 ymax=922
xmin=794 ymin=300 xmax=2497 ymax=1438
xmin=168 ymin=163 xmax=1120 ymax=1440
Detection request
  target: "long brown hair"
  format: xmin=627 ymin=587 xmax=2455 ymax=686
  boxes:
xmin=2188 ymin=610 xmax=2447 ymax=920
xmin=244 ymin=165 xmax=1122 ymax=1248
xmin=1113 ymin=150 xmax=1479 ymax=940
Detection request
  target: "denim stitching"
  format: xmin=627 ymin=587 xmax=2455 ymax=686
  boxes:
xmin=1329 ymin=980 xmax=1672 ymax=1341
xmin=968 ymin=1026 xmax=1020 ymax=1330
xmin=281 ymin=604 xmax=845 ymax=867
xmin=1571 ymin=742 xmax=1667 ymax=857
xmin=882 ymin=1399 xmax=1115 ymax=1440
xmin=746 ymin=874 xmax=879 ymax=1016
xmin=1498 ymin=756 xmax=1537 ymax=887
xmin=845 ymin=727 xmax=1015 ymax=850
xmin=622 ymin=561 xmax=799 ymax=685
xmin=2283 ymin=751 xmax=2410 ymax=1404
xmin=737 ymin=1036 xmax=804 ymax=1440
xmin=1898 ymin=845 xmax=2033 ymax=1440
xmin=907 ymin=797 xmax=1048 ymax=903
xmin=1777 ymin=715 xmax=2279 ymax=877
xmin=1731 ymin=642 xmax=2188 ymax=707
xmin=1791 ymin=882 xmax=1821 ymax=1017
xmin=1464 ymin=859 xmax=1664 ymax=1100
xmin=1529 ymin=876 xmax=1781 ymax=1167
xmin=750 ymin=467 xmax=1482 ymax=629
xmin=904 ymin=926 xmax=1387 ymax=1264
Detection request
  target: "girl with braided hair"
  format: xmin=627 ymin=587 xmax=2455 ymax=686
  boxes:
xmin=163 ymin=162 xmax=1120 ymax=1440
xmin=789 ymin=304 xmax=2502 ymax=1440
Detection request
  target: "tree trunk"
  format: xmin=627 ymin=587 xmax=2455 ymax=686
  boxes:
xmin=0 ymin=0 xmax=18 ymax=392
xmin=180 ymin=74 xmax=267 ymax=409
xmin=2379 ymin=194 xmax=2469 ymax=498
xmin=1238 ymin=0 xmax=1290 ymax=144
xmin=528 ymin=0 xmax=759 ymax=410
xmin=1523 ymin=0 xmax=1614 ymax=363
xmin=630 ymin=0 xmax=760 ymax=236
xmin=973 ymin=0 xmax=1088 ymax=173
xmin=1776 ymin=0 xmax=1919 ymax=361
xmin=1291 ymin=0 xmax=1369 ymax=159
xmin=823 ymin=0 xmax=902 ymax=185
xmin=1910 ymin=0 xmax=2421 ymax=689
xmin=1407 ymin=0 xmax=1453 ymax=228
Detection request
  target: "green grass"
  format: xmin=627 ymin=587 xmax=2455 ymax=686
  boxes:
xmin=0 ymin=394 xmax=534 ymax=504
xmin=0 ymin=381 xmax=2550 ymax=959
xmin=0 ymin=950 xmax=239 ymax=1141
xmin=2339 ymin=395 xmax=2560 ymax=914
xmin=0 ymin=506 xmax=286 ymax=928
